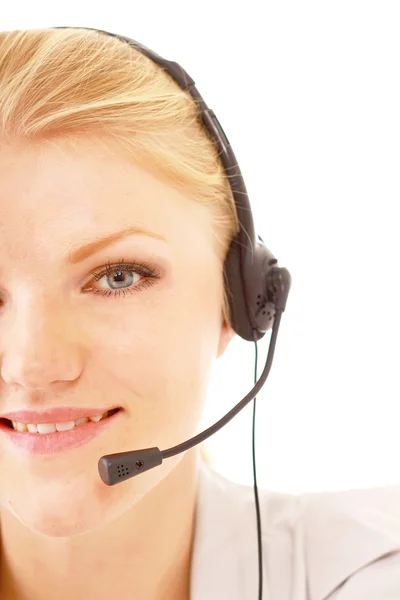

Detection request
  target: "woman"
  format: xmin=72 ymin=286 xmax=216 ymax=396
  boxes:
xmin=0 ymin=27 xmax=399 ymax=600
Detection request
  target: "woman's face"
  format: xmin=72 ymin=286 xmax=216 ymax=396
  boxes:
xmin=0 ymin=137 xmax=234 ymax=537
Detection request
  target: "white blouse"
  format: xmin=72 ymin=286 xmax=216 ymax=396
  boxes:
xmin=190 ymin=460 xmax=400 ymax=599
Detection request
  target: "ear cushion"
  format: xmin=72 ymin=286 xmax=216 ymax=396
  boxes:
xmin=223 ymin=236 xmax=248 ymax=339
xmin=224 ymin=236 xmax=277 ymax=342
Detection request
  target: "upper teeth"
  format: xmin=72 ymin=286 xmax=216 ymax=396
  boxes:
xmin=11 ymin=411 xmax=109 ymax=433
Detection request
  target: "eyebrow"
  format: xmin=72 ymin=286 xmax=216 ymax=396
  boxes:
xmin=67 ymin=226 xmax=166 ymax=265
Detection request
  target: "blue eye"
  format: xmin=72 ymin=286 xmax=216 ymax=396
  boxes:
xmin=85 ymin=258 xmax=161 ymax=299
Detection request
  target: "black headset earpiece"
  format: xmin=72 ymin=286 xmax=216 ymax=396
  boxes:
xmin=224 ymin=232 xmax=279 ymax=341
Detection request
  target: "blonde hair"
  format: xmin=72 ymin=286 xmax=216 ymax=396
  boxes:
xmin=0 ymin=27 xmax=240 ymax=328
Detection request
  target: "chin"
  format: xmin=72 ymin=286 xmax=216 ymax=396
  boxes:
xmin=5 ymin=477 xmax=133 ymax=537
xmin=24 ymin=509 xmax=99 ymax=537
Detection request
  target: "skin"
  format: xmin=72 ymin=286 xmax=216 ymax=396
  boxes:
xmin=0 ymin=137 xmax=235 ymax=600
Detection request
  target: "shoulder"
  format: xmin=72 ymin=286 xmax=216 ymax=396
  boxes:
xmin=300 ymin=484 xmax=400 ymax=599
xmin=326 ymin=551 xmax=400 ymax=599
xmin=194 ymin=461 xmax=400 ymax=600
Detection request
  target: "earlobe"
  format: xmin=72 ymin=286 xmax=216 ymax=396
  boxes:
xmin=217 ymin=320 xmax=236 ymax=358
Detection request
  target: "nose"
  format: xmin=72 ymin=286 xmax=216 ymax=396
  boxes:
xmin=0 ymin=299 xmax=83 ymax=390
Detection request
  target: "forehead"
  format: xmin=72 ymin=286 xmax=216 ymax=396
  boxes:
xmin=0 ymin=136 xmax=219 ymax=260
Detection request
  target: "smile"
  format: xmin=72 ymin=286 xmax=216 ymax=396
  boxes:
xmin=0 ymin=408 xmax=123 ymax=455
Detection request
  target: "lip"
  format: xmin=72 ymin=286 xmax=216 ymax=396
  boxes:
xmin=0 ymin=409 xmax=123 ymax=455
xmin=0 ymin=406 xmax=122 ymax=424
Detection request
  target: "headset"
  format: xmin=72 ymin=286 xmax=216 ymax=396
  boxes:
xmin=50 ymin=26 xmax=292 ymax=599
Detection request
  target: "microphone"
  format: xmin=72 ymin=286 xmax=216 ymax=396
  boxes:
xmin=98 ymin=267 xmax=290 ymax=486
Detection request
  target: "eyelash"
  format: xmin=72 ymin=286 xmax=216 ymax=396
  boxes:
xmin=86 ymin=258 xmax=161 ymax=299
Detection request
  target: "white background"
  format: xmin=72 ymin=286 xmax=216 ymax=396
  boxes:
xmin=3 ymin=1 xmax=400 ymax=493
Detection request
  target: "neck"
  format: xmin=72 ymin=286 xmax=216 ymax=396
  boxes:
xmin=0 ymin=448 xmax=200 ymax=600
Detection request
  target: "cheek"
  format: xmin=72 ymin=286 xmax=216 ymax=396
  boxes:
xmin=87 ymin=266 xmax=221 ymax=430
xmin=105 ymin=327 xmax=212 ymax=408
xmin=95 ymin=317 xmax=213 ymax=444
xmin=93 ymin=289 xmax=218 ymax=393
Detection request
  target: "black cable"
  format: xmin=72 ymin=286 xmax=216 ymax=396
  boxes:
xmin=252 ymin=327 xmax=263 ymax=599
